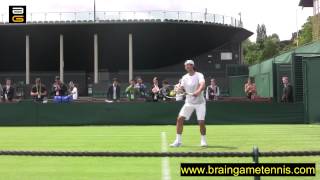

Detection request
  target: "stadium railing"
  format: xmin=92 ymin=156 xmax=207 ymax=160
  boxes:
xmin=0 ymin=10 xmax=242 ymax=28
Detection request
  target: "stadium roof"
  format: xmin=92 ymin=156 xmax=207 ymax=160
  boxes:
xmin=0 ymin=22 xmax=252 ymax=72
xmin=299 ymin=0 xmax=313 ymax=7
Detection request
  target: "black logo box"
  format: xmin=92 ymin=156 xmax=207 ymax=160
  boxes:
xmin=9 ymin=6 xmax=26 ymax=23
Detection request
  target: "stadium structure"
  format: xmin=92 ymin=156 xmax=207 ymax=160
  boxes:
xmin=0 ymin=11 xmax=252 ymax=96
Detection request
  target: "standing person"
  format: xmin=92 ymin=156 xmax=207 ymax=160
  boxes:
xmin=125 ymin=79 xmax=136 ymax=101
xmin=2 ymin=78 xmax=15 ymax=102
xmin=206 ymin=78 xmax=220 ymax=101
xmin=281 ymin=76 xmax=293 ymax=103
xmin=170 ymin=60 xmax=207 ymax=147
xmin=68 ymin=81 xmax=78 ymax=100
xmin=150 ymin=77 xmax=160 ymax=102
xmin=160 ymin=80 xmax=171 ymax=101
xmin=52 ymin=76 xmax=69 ymax=103
xmin=134 ymin=77 xmax=147 ymax=98
xmin=30 ymin=78 xmax=47 ymax=102
xmin=107 ymin=78 xmax=121 ymax=101
xmin=52 ymin=76 xmax=68 ymax=96
xmin=244 ymin=77 xmax=256 ymax=100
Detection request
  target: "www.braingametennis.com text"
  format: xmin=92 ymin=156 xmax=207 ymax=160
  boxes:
xmin=180 ymin=163 xmax=316 ymax=176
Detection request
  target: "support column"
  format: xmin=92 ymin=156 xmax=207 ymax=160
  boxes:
xmin=129 ymin=33 xmax=133 ymax=81
xmin=94 ymin=33 xmax=98 ymax=84
xmin=60 ymin=34 xmax=64 ymax=82
xmin=26 ymin=35 xmax=30 ymax=85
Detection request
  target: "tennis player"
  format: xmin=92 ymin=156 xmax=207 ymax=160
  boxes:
xmin=170 ymin=60 xmax=207 ymax=147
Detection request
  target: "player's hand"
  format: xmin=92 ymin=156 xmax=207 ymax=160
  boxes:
xmin=192 ymin=91 xmax=201 ymax=97
xmin=175 ymin=86 xmax=184 ymax=94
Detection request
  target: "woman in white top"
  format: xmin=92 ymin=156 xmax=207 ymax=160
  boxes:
xmin=69 ymin=81 xmax=78 ymax=100
xmin=206 ymin=78 xmax=220 ymax=101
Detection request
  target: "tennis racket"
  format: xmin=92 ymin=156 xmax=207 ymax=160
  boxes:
xmin=164 ymin=91 xmax=193 ymax=99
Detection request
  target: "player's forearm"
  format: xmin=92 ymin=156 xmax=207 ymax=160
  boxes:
xmin=193 ymin=83 xmax=205 ymax=95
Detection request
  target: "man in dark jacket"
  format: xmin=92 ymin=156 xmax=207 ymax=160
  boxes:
xmin=281 ymin=76 xmax=293 ymax=103
xmin=107 ymin=78 xmax=121 ymax=101
xmin=2 ymin=79 xmax=15 ymax=102
xmin=31 ymin=78 xmax=47 ymax=102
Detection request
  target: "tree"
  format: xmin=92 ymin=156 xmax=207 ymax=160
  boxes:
xmin=244 ymin=33 xmax=281 ymax=65
xmin=256 ymin=24 xmax=261 ymax=43
xmin=298 ymin=16 xmax=313 ymax=45
xmin=243 ymin=17 xmax=313 ymax=65
xmin=261 ymin=35 xmax=280 ymax=60
xmin=256 ymin=24 xmax=267 ymax=44
xmin=243 ymin=40 xmax=262 ymax=65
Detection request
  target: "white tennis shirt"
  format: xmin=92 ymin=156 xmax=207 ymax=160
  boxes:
xmin=181 ymin=72 xmax=206 ymax=104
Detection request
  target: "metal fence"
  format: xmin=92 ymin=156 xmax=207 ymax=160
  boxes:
xmin=0 ymin=10 xmax=242 ymax=27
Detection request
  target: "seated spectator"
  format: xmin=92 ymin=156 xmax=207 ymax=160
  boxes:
xmin=150 ymin=77 xmax=160 ymax=102
xmin=125 ymin=79 xmax=136 ymax=101
xmin=107 ymin=78 xmax=121 ymax=101
xmin=160 ymin=80 xmax=172 ymax=101
xmin=281 ymin=76 xmax=293 ymax=103
xmin=30 ymin=78 xmax=47 ymax=102
xmin=68 ymin=81 xmax=78 ymax=100
xmin=244 ymin=77 xmax=256 ymax=100
xmin=52 ymin=76 xmax=69 ymax=103
xmin=134 ymin=77 xmax=147 ymax=97
xmin=206 ymin=78 xmax=220 ymax=101
xmin=2 ymin=78 xmax=15 ymax=102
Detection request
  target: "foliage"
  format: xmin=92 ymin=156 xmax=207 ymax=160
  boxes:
xmin=244 ymin=18 xmax=313 ymax=65
xmin=243 ymin=40 xmax=262 ymax=65
xmin=256 ymin=24 xmax=267 ymax=44
xmin=298 ymin=16 xmax=313 ymax=45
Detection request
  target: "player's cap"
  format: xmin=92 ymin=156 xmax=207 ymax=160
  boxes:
xmin=184 ymin=60 xmax=194 ymax=66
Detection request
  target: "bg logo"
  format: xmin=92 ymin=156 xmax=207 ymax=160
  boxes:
xmin=9 ymin=6 xmax=26 ymax=23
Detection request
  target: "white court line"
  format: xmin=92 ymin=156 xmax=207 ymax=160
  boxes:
xmin=161 ymin=132 xmax=171 ymax=180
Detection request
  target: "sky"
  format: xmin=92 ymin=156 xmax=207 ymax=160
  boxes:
xmin=0 ymin=0 xmax=314 ymax=41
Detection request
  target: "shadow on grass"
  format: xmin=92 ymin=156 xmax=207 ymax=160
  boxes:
xmin=205 ymin=145 xmax=238 ymax=150
xmin=180 ymin=145 xmax=238 ymax=150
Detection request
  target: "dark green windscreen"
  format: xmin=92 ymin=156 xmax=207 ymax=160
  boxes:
xmin=228 ymin=75 xmax=248 ymax=97
xmin=303 ymin=56 xmax=320 ymax=123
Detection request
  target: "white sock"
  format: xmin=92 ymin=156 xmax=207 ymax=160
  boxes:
xmin=176 ymin=134 xmax=182 ymax=143
xmin=201 ymin=135 xmax=206 ymax=142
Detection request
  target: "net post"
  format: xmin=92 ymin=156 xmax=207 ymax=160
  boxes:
xmin=253 ymin=145 xmax=261 ymax=180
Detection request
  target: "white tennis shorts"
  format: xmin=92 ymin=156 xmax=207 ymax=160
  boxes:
xmin=179 ymin=103 xmax=206 ymax=121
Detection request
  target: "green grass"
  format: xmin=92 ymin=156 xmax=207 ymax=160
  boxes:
xmin=0 ymin=125 xmax=319 ymax=180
